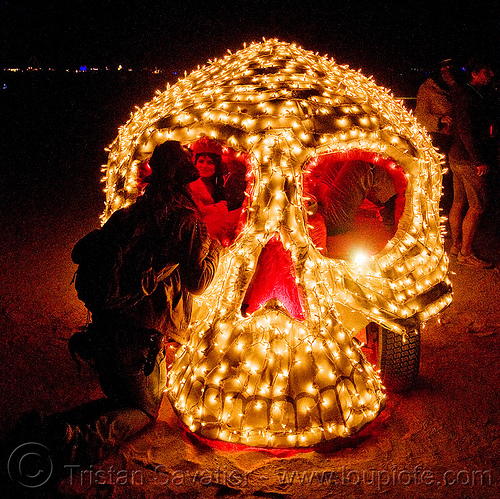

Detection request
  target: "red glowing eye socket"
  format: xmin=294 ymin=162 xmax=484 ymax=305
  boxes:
xmin=303 ymin=150 xmax=407 ymax=260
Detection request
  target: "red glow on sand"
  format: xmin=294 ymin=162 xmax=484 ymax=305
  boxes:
xmin=179 ymin=408 xmax=391 ymax=455
xmin=181 ymin=425 xmax=310 ymax=457
xmin=243 ymin=236 xmax=306 ymax=320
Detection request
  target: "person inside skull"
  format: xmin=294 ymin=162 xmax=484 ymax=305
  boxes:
xmin=306 ymin=158 xmax=398 ymax=249
xmin=188 ymin=137 xmax=247 ymax=244
xmin=7 ymin=141 xmax=222 ymax=479
xmin=189 ymin=137 xmax=227 ymax=215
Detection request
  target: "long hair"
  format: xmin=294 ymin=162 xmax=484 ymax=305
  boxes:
xmin=195 ymin=152 xmax=226 ymax=203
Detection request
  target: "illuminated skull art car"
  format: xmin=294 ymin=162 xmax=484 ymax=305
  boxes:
xmin=101 ymin=40 xmax=452 ymax=448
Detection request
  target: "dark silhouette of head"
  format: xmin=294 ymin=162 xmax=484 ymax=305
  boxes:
xmin=144 ymin=141 xmax=199 ymax=193
xmin=464 ymin=57 xmax=495 ymax=87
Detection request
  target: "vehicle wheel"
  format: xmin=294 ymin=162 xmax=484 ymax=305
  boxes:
xmin=363 ymin=323 xmax=421 ymax=393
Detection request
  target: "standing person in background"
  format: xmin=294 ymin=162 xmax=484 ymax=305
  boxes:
xmin=415 ymin=59 xmax=456 ymax=212
xmin=448 ymin=58 xmax=497 ymax=268
xmin=416 ymin=59 xmax=456 ymax=152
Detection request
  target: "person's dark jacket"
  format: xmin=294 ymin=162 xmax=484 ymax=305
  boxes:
xmin=450 ymin=83 xmax=499 ymax=167
xmin=92 ymin=191 xmax=220 ymax=344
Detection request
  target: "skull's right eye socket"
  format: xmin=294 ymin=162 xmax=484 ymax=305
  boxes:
xmin=303 ymin=151 xmax=407 ymax=261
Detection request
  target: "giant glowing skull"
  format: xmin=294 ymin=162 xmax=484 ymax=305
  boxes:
xmin=102 ymin=40 xmax=452 ymax=448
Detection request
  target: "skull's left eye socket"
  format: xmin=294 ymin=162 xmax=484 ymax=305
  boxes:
xmin=188 ymin=140 xmax=251 ymax=247
xmin=303 ymin=151 xmax=407 ymax=260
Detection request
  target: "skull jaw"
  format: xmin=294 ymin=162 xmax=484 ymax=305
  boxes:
xmin=167 ymin=300 xmax=386 ymax=448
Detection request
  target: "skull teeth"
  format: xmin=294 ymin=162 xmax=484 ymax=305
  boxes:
xmin=168 ymin=304 xmax=385 ymax=448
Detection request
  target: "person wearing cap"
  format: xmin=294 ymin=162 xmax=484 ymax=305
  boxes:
xmin=415 ymin=60 xmax=456 ymax=213
xmin=24 ymin=141 xmax=222 ymax=471
xmin=189 ymin=136 xmax=227 ymax=217
xmin=415 ymin=59 xmax=456 ymax=152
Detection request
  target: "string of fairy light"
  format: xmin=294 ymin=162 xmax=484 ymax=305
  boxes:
xmin=101 ymin=39 xmax=452 ymax=447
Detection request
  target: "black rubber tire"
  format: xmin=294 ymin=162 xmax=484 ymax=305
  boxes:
xmin=377 ymin=326 xmax=421 ymax=393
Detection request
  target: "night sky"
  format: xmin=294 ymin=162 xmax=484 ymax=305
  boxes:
xmin=2 ymin=0 xmax=500 ymax=75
